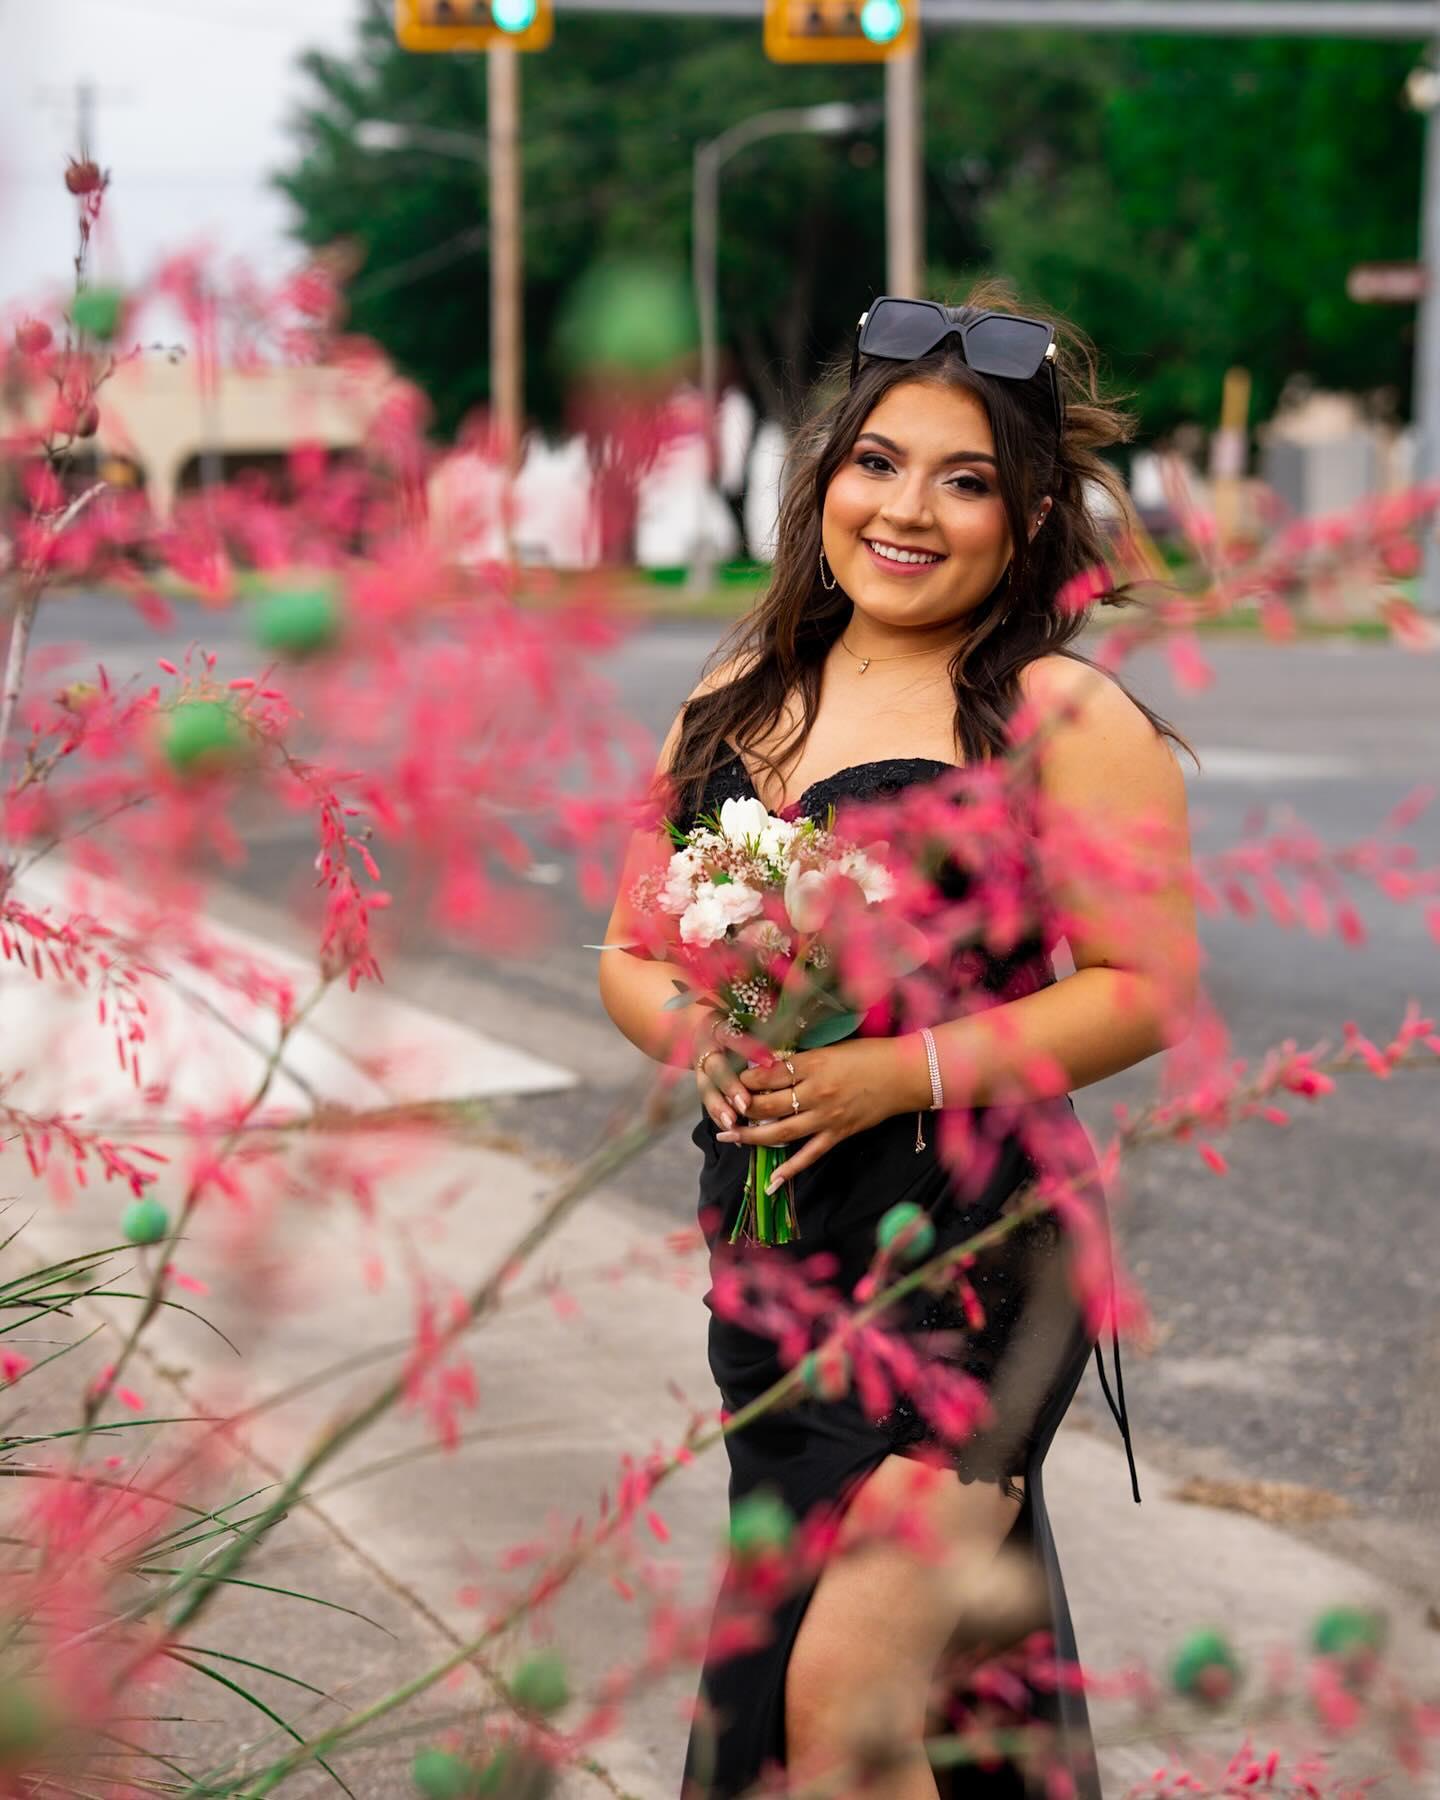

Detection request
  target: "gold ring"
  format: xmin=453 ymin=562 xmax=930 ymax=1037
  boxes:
xmin=696 ymin=1048 xmax=722 ymax=1078
xmin=783 ymin=1055 xmax=796 ymax=1081
xmin=790 ymin=1088 xmax=801 ymax=1115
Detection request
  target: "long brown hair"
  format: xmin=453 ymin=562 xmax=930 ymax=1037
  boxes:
xmin=669 ymin=278 xmax=1189 ymax=817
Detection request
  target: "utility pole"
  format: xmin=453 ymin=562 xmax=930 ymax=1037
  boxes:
xmin=488 ymin=45 xmax=525 ymax=485
xmin=885 ymin=37 xmax=924 ymax=294
xmin=1410 ymin=52 xmax=1440 ymax=612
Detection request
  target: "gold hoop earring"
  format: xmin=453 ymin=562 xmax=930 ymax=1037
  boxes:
xmin=818 ymin=548 xmax=837 ymax=592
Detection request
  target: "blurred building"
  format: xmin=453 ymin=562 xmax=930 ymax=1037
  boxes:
xmin=0 ymin=358 xmax=393 ymax=521
xmin=1259 ymin=388 xmax=1410 ymax=519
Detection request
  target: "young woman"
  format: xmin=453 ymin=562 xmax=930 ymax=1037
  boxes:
xmin=599 ymin=286 xmax=1198 ymax=1800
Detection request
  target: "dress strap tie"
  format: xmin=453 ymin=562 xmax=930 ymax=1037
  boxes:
xmin=1093 ymin=1323 xmax=1141 ymax=1504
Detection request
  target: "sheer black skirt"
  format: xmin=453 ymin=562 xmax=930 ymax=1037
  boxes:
xmin=680 ymin=1100 xmax=1105 ymax=1800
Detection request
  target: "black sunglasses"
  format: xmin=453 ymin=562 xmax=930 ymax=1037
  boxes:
xmin=850 ymin=296 xmax=1065 ymax=445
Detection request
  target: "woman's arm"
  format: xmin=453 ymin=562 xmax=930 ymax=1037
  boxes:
xmin=596 ymin=665 xmax=756 ymax=1124
xmin=906 ymin=653 xmax=1200 ymax=1109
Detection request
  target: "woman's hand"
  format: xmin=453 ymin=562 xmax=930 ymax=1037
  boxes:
xmin=695 ymin=1018 xmax=753 ymax=1133
xmin=714 ymin=1035 xmax=930 ymax=1188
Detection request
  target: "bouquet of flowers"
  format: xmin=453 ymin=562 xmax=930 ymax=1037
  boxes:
xmin=630 ymin=793 xmax=899 ymax=1246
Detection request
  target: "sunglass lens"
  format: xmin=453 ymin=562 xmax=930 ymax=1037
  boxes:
xmin=963 ymin=316 xmax=1052 ymax=380
xmin=862 ymin=298 xmax=948 ymax=362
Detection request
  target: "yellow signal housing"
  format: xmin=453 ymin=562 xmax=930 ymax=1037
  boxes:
xmin=764 ymin=0 xmax=918 ymax=64
xmin=395 ymin=0 xmax=554 ymax=53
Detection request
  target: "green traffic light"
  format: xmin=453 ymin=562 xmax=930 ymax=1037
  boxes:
xmin=860 ymin=0 xmax=904 ymax=43
xmin=491 ymin=0 xmax=537 ymax=29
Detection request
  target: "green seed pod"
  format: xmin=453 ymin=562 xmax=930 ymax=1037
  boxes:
xmin=475 ymin=1745 xmax=556 ymax=1800
xmin=163 ymin=699 xmax=245 ymax=774
xmin=71 ymin=285 xmax=126 ymax=341
xmin=1311 ymin=1605 xmax=1386 ymax=1669
xmin=1171 ymin=1628 xmax=1241 ymax=1705
xmin=728 ymin=1489 xmax=793 ymax=1558
xmin=121 ymin=1197 xmax=169 ymax=1246
xmin=511 ymin=1650 xmax=569 ymax=1716
xmin=254 ymin=585 xmax=342 ymax=658
xmin=412 ymin=1747 xmax=481 ymax=1799
xmin=798 ymin=1345 xmax=850 ymax=1400
xmin=876 ymin=1201 xmax=935 ymax=1263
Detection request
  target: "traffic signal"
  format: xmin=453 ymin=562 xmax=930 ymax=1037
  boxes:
xmin=764 ymin=0 xmax=918 ymax=63
xmin=395 ymin=0 xmax=554 ymax=53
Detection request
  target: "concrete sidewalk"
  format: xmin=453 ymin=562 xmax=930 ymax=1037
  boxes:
xmin=13 ymin=1113 xmax=1439 ymax=1799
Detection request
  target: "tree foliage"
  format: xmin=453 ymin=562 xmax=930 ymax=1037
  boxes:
xmin=276 ymin=6 xmax=1424 ymax=443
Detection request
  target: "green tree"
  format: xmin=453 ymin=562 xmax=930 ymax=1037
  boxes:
xmin=982 ymin=35 xmax=1424 ymax=436
xmin=277 ymin=9 xmax=1425 ymax=452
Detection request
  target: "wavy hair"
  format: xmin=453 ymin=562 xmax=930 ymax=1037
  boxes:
xmin=669 ymin=277 xmax=1189 ymax=817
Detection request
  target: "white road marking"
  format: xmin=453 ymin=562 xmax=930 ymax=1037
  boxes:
xmin=1189 ymin=748 xmax=1359 ymax=782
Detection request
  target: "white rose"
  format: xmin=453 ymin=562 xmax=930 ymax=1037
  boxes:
xmin=718 ymin=795 xmax=796 ymax=864
xmin=679 ymin=878 xmax=765 ymax=946
xmin=718 ymin=796 xmax=771 ymax=844
xmin=784 ymin=862 xmax=833 ymax=934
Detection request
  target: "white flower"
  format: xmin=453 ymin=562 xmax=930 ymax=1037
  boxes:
xmin=660 ymin=846 xmax=704 ymax=915
xmin=679 ymin=878 xmax=765 ymax=946
xmin=719 ymin=795 xmax=796 ymax=864
xmin=840 ymin=849 xmax=895 ymax=906
xmin=784 ymin=862 xmax=833 ymax=934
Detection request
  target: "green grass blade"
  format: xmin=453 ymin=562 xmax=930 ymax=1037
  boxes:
xmin=165 ymin=1650 xmax=359 ymax=1798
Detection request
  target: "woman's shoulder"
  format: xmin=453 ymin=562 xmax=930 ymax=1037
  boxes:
xmin=1017 ymin=652 xmax=1186 ymax=800
xmin=686 ymin=649 xmax=753 ymax=705
xmin=1018 ymin=651 xmax=1155 ymax=741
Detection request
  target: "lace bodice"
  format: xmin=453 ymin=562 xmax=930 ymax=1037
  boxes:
xmin=687 ymin=747 xmax=962 ymax=826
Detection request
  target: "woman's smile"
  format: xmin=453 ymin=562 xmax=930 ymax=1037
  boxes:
xmin=862 ymin=536 xmax=949 ymax=578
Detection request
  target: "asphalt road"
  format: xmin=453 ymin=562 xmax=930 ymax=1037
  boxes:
xmin=24 ymin=593 xmax=1440 ymax=1547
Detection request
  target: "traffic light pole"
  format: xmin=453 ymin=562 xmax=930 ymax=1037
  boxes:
xmin=885 ymin=39 xmax=924 ymax=295
xmin=488 ymin=44 xmax=524 ymax=493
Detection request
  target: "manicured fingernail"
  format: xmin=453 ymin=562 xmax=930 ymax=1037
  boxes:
xmin=734 ymin=1093 xmax=749 ymax=1112
xmin=720 ymin=1109 xmax=735 ymax=1129
xmin=717 ymin=1131 xmax=738 ymax=1144
xmin=765 ymin=1174 xmax=784 ymax=1196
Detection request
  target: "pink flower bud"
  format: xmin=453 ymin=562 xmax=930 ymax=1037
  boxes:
xmin=64 ymin=157 xmax=104 ymax=195
xmin=14 ymin=318 xmax=53 ymax=355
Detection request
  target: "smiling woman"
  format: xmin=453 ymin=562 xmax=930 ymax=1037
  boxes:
xmin=598 ymin=279 xmax=1198 ymax=1800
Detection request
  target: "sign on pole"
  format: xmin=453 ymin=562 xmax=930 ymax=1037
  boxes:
xmin=395 ymin=0 xmax=554 ymax=53
xmin=765 ymin=0 xmax=919 ymax=64
xmin=1346 ymin=261 xmax=1427 ymax=304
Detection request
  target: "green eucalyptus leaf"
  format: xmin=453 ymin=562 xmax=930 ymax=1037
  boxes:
xmin=796 ymin=1011 xmax=862 ymax=1049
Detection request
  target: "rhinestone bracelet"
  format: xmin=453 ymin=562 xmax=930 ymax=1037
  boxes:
xmin=913 ymin=1026 xmax=945 ymax=1153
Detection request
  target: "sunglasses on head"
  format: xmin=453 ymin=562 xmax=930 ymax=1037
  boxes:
xmin=850 ymin=296 xmax=1066 ymax=445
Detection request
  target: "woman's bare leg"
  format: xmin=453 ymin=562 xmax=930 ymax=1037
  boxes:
xmin=783 ymin=1453 xmax=1036 ymax=1799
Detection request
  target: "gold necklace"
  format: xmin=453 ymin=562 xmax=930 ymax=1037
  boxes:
xmin=838 ymin=633 xmax=956 ymax=675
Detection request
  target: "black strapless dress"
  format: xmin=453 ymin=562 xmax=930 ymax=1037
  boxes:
xmin=679 ymin=752 xmax=1138 ymax=1800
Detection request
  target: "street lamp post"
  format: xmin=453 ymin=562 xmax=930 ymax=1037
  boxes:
xmin=689 ymin=100 xmax=880 ymax=594
xmin=357 ymin=101 xmax=526 ymax=511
